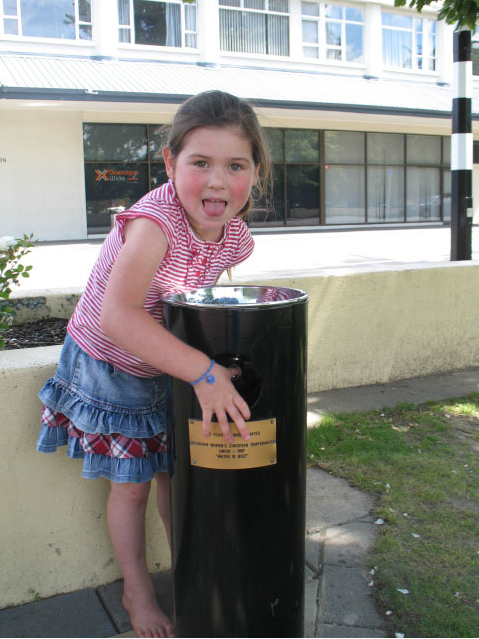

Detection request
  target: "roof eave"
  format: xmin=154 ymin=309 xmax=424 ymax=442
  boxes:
xmin=0 ymin=85 xmax=465 ymax=119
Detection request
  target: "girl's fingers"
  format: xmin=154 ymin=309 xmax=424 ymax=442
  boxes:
xmin=233 ymin=393 xmax=251 ymax=422
xmin=215 ymin=408 xmax=234 ymax=444
xmin=202 ymin=409 xmax=213 ymax=439
xmin=196 ymin=363 xmax=251 ymax=442
xmin=227 ymin=402 xmax=250 ymax=442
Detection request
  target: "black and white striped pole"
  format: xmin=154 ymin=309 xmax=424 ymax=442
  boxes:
xmin=451 ymin=28 xmax=473 ymax=261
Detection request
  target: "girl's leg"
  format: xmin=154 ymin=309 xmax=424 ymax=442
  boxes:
xmin=106 ymin=480 xmax=175 ymax=638
xmin=154 ymin=471 xmax=171 ymax=547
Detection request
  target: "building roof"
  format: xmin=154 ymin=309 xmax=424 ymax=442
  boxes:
xmin=1 ymin=53 xmax=478 ymax=118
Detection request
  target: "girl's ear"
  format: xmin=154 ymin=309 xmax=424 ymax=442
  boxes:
xmin=162 ymin=148 xmax=176 ymax=179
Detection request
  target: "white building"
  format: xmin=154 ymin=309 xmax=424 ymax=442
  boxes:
xmin=0 ymin=0 xmax=478 ymax=240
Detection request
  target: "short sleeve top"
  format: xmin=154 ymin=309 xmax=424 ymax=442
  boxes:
xmin=68 ymin=180 xmax=254 ymax=377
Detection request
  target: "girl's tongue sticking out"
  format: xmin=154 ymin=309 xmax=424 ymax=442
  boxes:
xmin=203 ymin=200 xmax=226 ymax=217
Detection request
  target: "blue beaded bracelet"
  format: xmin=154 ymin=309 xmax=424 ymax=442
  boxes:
xmin=190 ymin=359 xmax=216 ymax=386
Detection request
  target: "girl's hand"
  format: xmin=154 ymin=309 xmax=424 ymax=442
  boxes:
xmin=193 ymin=363 xmax=251 ymax=444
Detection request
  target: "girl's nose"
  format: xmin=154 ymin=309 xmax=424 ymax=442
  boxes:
xmin=207 ymin=167 xmax=226 ymax=189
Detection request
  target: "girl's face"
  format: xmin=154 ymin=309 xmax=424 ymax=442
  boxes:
xmin=163 ymin=125 xmax=259 ymax=242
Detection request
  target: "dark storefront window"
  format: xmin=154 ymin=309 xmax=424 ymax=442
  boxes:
xmin=323 ymin=131 xmax=449 ymax=225
xmin=83 ymin=123 xmax=165 ymax=233
xmin=84 ymin=123 xmax=452 ymax=232
xmin=251 ymin=128 xmax=320 ymax=226
xmin=84 ymin=163 xmax=149 ymax=231
xmin=285 ymin=130 xmax=320 ymax=225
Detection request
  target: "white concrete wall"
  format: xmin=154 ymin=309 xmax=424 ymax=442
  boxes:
xmin=1 ymin=263 xmax=478 ymax=608
xmin=0 ymin=110 xmax=87 ymax=241
xmin=0 ymin=347 xmax=170 ymax=609
xmin=253 ymin=263 xmax=479 ymax=391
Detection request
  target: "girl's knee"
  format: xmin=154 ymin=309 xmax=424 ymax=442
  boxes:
xmin=110 ymin=480 xmax=151 ymax=505
xmin=154 ymin=471 xmax=168 ymax=485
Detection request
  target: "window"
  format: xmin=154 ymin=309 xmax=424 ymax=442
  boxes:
xmin=323 ymin=131 xmax=448 ymax=225
xmin=367 ymin=166 xmax=404 ymax=223
xmin=366 ymin=133 xmax=404 ymax=223
xmin=219 ymin=0 xmax=289 ymax=57
xmin=84 ymin=124 xmax=451 ymax=231
xmin=250 ymin=128 xmax=320 ymax=226
xmin=83 ymin=123 xmax=167 ymax=233
xmin=325 ymin=131 xmax=365 ymax=223
xmin=406 ymin=134 xmax=441 ymax=164
xmin=1 ymin=0 xmax=92 ymax=39
xmin=118 ymin=0 xmax=197 ymax=48
xmin=406 ymin=167 xmax=440 ymax=221
xmin=382 ymin=11 xmax=436 ymax=71
xmin=302 ymin=2 xmax=363 ymax=63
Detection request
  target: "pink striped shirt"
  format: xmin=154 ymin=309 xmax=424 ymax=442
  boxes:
xmin=68 ymin=180 xmax=254 ymax=377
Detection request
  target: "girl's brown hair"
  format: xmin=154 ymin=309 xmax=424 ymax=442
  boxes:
xmin=163 ymin=90 xmax=273 ymax=217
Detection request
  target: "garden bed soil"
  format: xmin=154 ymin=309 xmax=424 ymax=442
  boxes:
xmin=1 ymin=318 xmax=68 ymax=349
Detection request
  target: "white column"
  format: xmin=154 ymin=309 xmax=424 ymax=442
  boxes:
xmin=364 ymin=3 xmax=382 ymax=78
xmin=289 ymin=0 xmax=303 ymax=61
xmin=436 ymin=19 xmax=454 ymax=85
xmin=92 ymin=0 xmax=118 ymax=59
xmin=197 ymin=0 xmax=220 ymax=66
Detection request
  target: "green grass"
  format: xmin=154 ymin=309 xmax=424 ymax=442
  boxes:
xmin=307 ymin=394 xmax=479 ymax=638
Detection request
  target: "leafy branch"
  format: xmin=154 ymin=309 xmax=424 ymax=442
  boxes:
xmin=0 ymin=234 xmax=36 ymax=348
xmin=394 ymin=0 xmax=478 ymax=31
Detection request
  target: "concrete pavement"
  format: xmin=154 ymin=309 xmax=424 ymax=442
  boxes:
xmin=13 ymin=226 xmax=479 ymax=292
xmin=2 ymin=367 xmax=479 ymax=637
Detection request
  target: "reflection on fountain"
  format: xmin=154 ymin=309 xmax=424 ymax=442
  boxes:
xmin=163 ymin=286 xmax=308 ymax=308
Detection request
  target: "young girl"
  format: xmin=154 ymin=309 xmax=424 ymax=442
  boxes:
xmin=36 ymin=90 xmax=272 ymax=639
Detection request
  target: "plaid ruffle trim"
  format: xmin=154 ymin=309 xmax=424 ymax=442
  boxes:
xmin=41 ymin=405 xmax=168 ymax=459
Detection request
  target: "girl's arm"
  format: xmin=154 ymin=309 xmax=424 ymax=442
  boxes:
xmin=100 ymin=217 xmax=250 ymax=444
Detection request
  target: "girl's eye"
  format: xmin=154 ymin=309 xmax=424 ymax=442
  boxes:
xmin=195 ymin=160 xmax=208 ymax=168
xmin=230 ymin=163 xmax=243 ymax=171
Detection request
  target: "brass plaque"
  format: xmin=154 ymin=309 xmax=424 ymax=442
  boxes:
xmin=188 ymin=419 xmax=277 ymax=470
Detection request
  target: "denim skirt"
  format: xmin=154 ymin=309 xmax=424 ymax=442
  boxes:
xmin=37 ymin=334 xmax=173 ymax=483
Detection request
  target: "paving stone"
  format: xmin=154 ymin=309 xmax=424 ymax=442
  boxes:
xmin=0 ymin=588 xmax=116 ymax=638
xmin=317 ymin=623 xmax=388 ymax=637
xmin=320 ymin=565 xmax=385 ymax=630
xmin=306 ymin=468 xmax=375 ymax=532
xmin=304 ymin=565 xmax=319 ymax=638
xmin=305 ymin=532 xmax=322 ymax=572
xmin=97 ymin=570 xmax=173 ymax=634
xmin=323 ymin=522 xmax=378 ymax=567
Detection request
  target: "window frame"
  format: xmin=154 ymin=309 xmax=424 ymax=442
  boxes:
xmin=301 ymin=2 xmax=364 ymax=65
xmin=83 ymin=122 xmax=170 ymax=233
xmin=219 ymin=0 xmax=290 ymax=58
xmin=117 ymin=0 xmax=198 ymax=49
xmin=82 ymin=125 xmax=451 ymax=231
xmin=0 ymin=0 xmax=93 ymax=40
xmin=381 ymin=10 xmax=437 ymax=72
xmin=253 ymin=129 xmax=450 ymax=227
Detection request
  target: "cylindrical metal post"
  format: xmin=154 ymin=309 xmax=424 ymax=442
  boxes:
xmin=451 ymin=28 xmax=473 ymax=261
xmin=162 ymin=286 xmax=308 ymax=638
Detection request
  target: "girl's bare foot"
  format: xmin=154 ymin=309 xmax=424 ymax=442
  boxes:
xmin=123 ymin=591 xmax=175 ymax=638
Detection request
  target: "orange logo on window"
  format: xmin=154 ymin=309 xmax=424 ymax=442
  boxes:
xmin=95 ymin=169 xmax=110 ymax=182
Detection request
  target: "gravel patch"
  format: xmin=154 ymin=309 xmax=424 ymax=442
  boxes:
xmin=1 ymin=318 xmax=68 ymax=350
